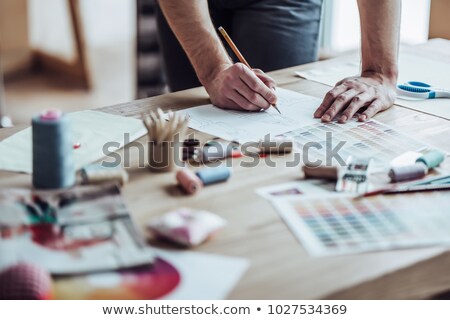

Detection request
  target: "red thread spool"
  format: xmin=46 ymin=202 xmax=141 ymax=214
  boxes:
xmin=176 ymin=169 xmax=203 ymax=195
xmin=0 ymin=263 xmax=52 ymax=300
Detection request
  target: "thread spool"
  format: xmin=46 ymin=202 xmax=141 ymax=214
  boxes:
xmin=182 ymin=147 xmax=198 ymax=161
xmin=183 ymin=139 xmax=200 ymax=147
xmin=0 ymin=263 xmax=52 ymax=300
xmin=389 ymin=163 xmax=428 ymax=182
xmin=81 ymin=164 xmax=128 ymax=186
xmin=303 ymin=165 xmax=339 ymax=180
xmin=416 ymin=150 xmax=445 ymax=169
xmin=176 ymin=169 xmax=203 ymax=195
xmin=196 ymin=167 xmax=231 ymax=186
xmin=258 ymin=138 xmax=293 ymax=154
xmin=32 ymin=110 xmax=75 ymax=189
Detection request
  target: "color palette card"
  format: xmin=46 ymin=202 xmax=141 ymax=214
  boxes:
xmin=271 ymin=192 xmax=450 ymax=256
xmin=279 ymin=119 xmax=430 ymax=169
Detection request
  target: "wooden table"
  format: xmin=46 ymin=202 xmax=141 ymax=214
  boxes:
xmin=1 ymin=40 xmax=450 ymax=299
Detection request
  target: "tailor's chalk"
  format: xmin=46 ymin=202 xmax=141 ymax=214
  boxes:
xmin=388 ymin=163 xmax=428 ymax=182
xmin=176 ymin=169 xmax=203 ymax=195
xmin=416 ymin=150 xmax=445 ymax=169
xmin=258 ymin=138 xmax=293 ymax=154
xmin=32 ymin=110 xmax=75 ymax=189
xmin=303 ymin=165 xmax=339 ymax=180
xmin=196 ymin=167 xmax=231 ymax=185
xmin=81 ymin=164 xmax=128 ymax=186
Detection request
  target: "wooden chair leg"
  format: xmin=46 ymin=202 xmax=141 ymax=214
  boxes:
xmin=0 ymin=56 xmax=13 ymax=128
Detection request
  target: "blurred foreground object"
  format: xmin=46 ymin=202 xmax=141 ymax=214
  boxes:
xmin=0 ymin=263 xmax=53 ymax=300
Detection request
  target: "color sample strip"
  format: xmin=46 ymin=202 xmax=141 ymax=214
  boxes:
xmin=272 ymin=192 xmax=450 ymax=256
xmin=280 ymin=119 xmax=429 ymax=169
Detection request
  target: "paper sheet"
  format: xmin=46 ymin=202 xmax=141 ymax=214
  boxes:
xmin=279 ymin=118 xmax=432 ymax=170
xmin=0 ymin=110 xmax=147 ymax=173
xmin=176 ymin=88 xmax=320 ymax=143
xmin=155 ymin=249 xmax=249 ymax=300
xmin=52 ymin=249 xmax=249 ymax=300
xmin=272 ymin=192 xmax=450 ymax=257
xmin=296 ymin=53 xmax=450 ymax=120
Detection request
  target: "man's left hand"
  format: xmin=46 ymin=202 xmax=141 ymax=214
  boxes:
xmin=313 ymin=72 xmax=397 ymax=123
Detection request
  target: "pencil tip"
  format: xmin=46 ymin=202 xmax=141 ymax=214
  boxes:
xmin=274 ymin=105 xmax=281 ymax=114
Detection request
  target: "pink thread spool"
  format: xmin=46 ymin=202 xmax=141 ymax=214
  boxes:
xmin=176 ymin=169 xmax=203 ymax=195
xmin=0 ymin=263 xmax=52 ymax=300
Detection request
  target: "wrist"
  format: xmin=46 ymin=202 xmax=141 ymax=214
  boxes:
xmin=198 ymin=61 xmax=232 ymax=88
xmin=361 ymin=67 xmax=398 ymax=86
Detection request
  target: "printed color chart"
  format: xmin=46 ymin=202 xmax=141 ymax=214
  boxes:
xmin=280 ymin=120 xmax=429 ymax=168
xmin=272 ymin=192 xmax=450 ymax=256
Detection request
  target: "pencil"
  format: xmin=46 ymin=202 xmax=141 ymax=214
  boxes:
xmin=218 ymin=26 xmax=281 ymax=114
xmin=359 ymin=183 xmax=450 ymax=198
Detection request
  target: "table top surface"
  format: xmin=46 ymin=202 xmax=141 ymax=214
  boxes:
xmin=1 ymin=39 xmax=450 ymax=299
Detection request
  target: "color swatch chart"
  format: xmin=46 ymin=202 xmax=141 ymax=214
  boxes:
xmin=279 ymin=120 xmax=429 ymax=168
xmin=272 ymin=192 xmax=450 ymax=256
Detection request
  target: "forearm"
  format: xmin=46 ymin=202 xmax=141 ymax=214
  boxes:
xmin=158 ymin=0 xmax=231 ymax=85
xmin=357 ymin=0 xmax=401 ymax=83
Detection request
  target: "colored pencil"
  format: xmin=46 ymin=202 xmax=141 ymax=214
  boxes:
xmin=360 ymin=183 xmax=450 ymax=197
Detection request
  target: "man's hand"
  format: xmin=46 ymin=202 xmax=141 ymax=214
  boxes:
xmin=314 ymin=0 xmax=401 ymax=123
xmin=314 ymin=72 xmax=397 ymax=123
xmin=204 ymin=63 xmax=278 ymax=111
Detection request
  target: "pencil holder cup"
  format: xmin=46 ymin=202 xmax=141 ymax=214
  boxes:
xmin=143 ymin=108 xmax=189 ymax=173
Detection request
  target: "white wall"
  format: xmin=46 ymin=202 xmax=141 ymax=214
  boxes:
xmin=28 ymin=0 xmax=135 ymax=61
xmin=321 ymin=0 xmax=431 ymax=53
xmin=29 ymin=0 xmax=76 ymax=62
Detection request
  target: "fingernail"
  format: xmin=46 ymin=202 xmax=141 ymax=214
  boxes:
xmin=339 ymin=116 xmax=347 ymax=123
xmin=359 ymin=115 xmax=367 ymax=121
xmin=322 ymin=115 xmax=330 ymax=122
xmin=314 ymin=108 xmax=322 ymax=118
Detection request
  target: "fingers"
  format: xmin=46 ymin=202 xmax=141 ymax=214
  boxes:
xmin=236 ymin=79 xmax=271 ymax=110
xmin=238 ymin=64 xmax=277 ymax=105
xmin=312 ymin=74 xmax=397 ymax=124
xmin=253 ymin=69 xmax=277 ymax=90
xmin=227 ymin=90 xmax=262 ymax=112
xmin=209 ymin=63 xmax=278 ymax=111
xmin=338 ymin=93 xmax=373 ymax=123
xmin=359 ymin=100 xmax=384 ymax=121
xmin=321 ymin=89 xmax=361 ymax=122
xmin=314 ymin=85 xmax=348 ymax=118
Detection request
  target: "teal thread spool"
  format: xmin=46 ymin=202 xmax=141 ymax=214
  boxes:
xmin=32 ymin=110 xmax=75 ymax=189
xmin=196 ymin=167 xmax=231 ymax=186
xmin=416 ymin=150 xmax=445 ymax=169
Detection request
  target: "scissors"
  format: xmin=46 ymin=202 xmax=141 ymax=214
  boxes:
xmin=397 ymin=81 xmax=450 ymax=100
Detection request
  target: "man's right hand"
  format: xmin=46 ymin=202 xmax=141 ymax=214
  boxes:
xmin=204 ymin=63 xmax=278 ymax=111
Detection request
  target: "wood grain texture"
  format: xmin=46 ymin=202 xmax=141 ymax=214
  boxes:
xmin=1 ymin=41 xmax=450 ymax=299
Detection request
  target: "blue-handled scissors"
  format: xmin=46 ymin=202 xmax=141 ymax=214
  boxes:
xmin=397 ymin=81 xmax=450 ymax=100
